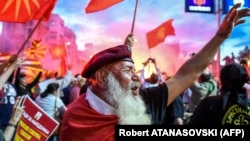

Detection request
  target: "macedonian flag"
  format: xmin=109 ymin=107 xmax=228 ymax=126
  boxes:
xmin=23 ymin=39 xmax=47 ymax=60
xmin=0 ymin=0 xmax=57 ymax=23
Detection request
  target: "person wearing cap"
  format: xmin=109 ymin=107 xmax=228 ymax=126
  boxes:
xmin=59 ymin=3 xmax=250 ymax=141
xmin=188 ymin=63 xmax=250 ymax=125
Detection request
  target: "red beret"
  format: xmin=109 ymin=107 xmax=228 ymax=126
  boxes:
xmin=81 ymin=44 xmax=134 ymax=78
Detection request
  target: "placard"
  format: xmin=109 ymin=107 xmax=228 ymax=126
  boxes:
xmin=14 ymin=96 xmax=59 ymax=141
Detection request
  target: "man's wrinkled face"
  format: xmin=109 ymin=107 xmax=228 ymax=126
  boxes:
xmin=102 ymin=61 xmax=151 ymax=125
xmin=104 ymin=72 xmax=151 ymax=125
xmin=108 ymin=61 xmax=141 ymax=96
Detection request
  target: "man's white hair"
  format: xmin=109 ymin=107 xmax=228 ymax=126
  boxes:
xmin=104 ymin=72 xmax=151 ymax=125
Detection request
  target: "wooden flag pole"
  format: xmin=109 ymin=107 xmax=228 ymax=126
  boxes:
xmin=130 ymin=0 xmax=139 ymax=34
xmin=16 ymin=16 xmax=45 ymax=56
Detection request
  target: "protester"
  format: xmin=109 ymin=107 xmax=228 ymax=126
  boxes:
xmin=162 ymin=73 xmax=185 ymax=125
xmin=139 ymin=57 xmax=162 ymax=89
xmin=69 ymin=74 xmax=86 ymax=104
xmin=188 ymin=63 xmax=250 ymax=125
xmin=0 ymin=56 xmax=25 ymax=133
xmin=189 ymin=67 xmax=218 ymax=112
xmin=35 ymin=82 xmax=67 ymax=141
xmin=240 ymin=58 xmax=250 ymax=77
xmin=59 ymin=3 xmax=250 ymax=140
xmin=61 ymin=77 xmax=77 ymax=106
xmin=14 ymin=67 xmax=42 ymax=100
xmin=0 ymin=55 xmax=24 ymax=89
xmin=2 ymin=96 xmax=24 ymax=141
xmin=163 ymin=94 xmax=185 ymax=125
xmin=35 ymin=64 xmax=73 ymax=99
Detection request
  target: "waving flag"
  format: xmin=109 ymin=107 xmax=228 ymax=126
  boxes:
xmin=58 ymin=57 xmax=67 ymax=77
xmin=50 ymin=44 xmax=67 ymax=59
xmin=23 ymin=39 xmax=47 ymax=60
xmin=0 ymin=0 xmax=57 ymax=23
xmin=0 ymin=53 xmax=43 ymax=70
xmin=85 ymin=0 xmax=124 ymax=13
xmin=146 ymin=19 xmax=175 ymax=49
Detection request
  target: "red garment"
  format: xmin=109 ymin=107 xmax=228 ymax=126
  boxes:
xmin=59 ymin=94 xmax=119 ymax=141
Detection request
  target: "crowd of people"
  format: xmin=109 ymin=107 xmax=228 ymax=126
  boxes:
xmin=0 ymin=3 xmax=249 ymax=141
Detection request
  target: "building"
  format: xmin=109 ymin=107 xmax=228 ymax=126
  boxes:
xmin=0 ymin=13 xmax=82 ymax=75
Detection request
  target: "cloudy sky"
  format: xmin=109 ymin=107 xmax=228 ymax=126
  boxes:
xmin=1 ymin=0 xmax=250 ymax=75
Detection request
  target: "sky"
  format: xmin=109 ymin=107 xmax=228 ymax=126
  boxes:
xmin=1 ymin=0 xmax=250 ymax=75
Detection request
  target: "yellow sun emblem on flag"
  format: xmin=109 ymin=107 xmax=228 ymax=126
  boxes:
xmin=23 ymin=39 xmax=47 ymax=60
xmin=1 ymin=0 xmax=43 ymax=21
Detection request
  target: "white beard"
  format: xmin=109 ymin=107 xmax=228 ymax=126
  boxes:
xmin=104 ymin=73 xmax=151 ymax=125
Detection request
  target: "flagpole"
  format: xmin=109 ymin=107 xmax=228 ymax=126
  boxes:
xmin=0 ymin=16 xmax=44 ymax=76
xmin=130 ymin=0 xmax=139 ymax=34
xmin=16 ymin=16 xmax=45 ymax=56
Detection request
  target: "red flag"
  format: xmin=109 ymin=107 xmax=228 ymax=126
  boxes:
xmin=85 ymin=0 xmax=123 ymax=13
xmin=50 ymin=44 xmax=67 ymax=59
xmin=0 ymin=0 xmax=57 ymax=23
xmin=58 ymin=57 xmax=67 ymax=77
xmin=146 ymin=19 xmax=175 ymax=49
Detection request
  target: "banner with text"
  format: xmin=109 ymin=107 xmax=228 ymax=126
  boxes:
xmin=14 ymin=96 xmax=59 ymax=141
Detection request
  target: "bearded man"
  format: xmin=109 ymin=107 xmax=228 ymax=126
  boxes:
xmin=59 ymin=3 xmax=250 ymax=141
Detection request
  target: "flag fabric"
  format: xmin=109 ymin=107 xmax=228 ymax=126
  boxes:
xmin=23 ymin=59 xmax=43 ymax=69
xmin=0 ymin=53 xmax=43 ymax=78
xmin=22 ymin=66 xmax=43 ymax=83
xmin=85 ymin=0 xmax=123 ymax=13
xmin=23 ymin=39 xmax=47 ymax=60
xmin=32 ymin=0 xmax=57 ymax=21
xmin=58 ymin=57 xmax=67 ymax=77
xmin=0 ymin=0 xmax=57 ymax=23
xmin=146 ymin=19 xmax=175 ymax=49
xmin=50 ymin=44 xmax=67 ymax=59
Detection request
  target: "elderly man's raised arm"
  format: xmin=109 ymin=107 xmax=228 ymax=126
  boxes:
xmin=166 ymin=3 xmax=250 ymax=106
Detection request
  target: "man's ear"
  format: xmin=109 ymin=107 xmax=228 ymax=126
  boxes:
xmin=95 ymin=70 xmax=108 ymax=89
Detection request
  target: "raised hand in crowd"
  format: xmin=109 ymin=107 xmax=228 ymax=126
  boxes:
xmin=0 ymin=56 xmax=25 ymax=89
xmin=216 ymin=3 xmax=249 ymax=39
xmin=167 ymin=3 xmax=250 ymax=105
xmin=59 ymin=3 xmax=250 ymax=141
xmin=3 ymin=96 xmax=25 ymax=141
xmin=124 ymin=33 xmax=134 ymax=47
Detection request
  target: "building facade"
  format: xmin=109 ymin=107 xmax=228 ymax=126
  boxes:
xmin=0 ymin=14 xmax=82 ymax=75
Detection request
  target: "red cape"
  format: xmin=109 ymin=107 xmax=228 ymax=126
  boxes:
xmin=59 ymin=94 xmax=118 ymax=141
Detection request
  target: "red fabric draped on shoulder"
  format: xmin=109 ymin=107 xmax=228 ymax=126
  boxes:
xmin=59 ymin=94 xmax=118 ymax=141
